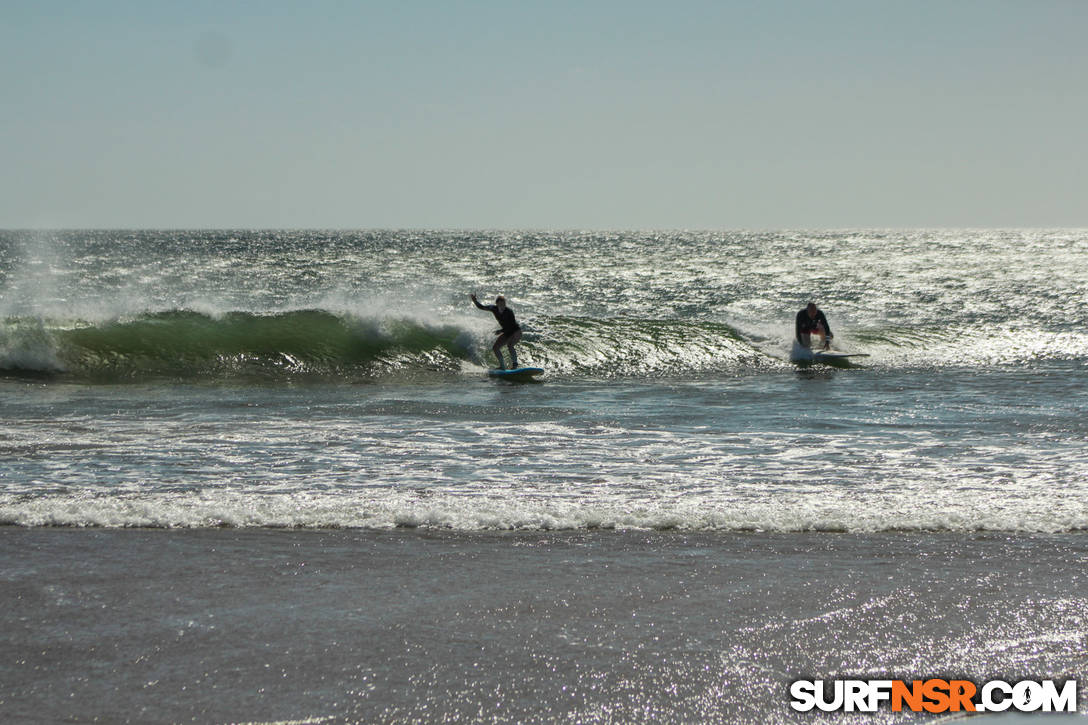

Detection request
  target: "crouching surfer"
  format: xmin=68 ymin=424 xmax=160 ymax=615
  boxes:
xmin=796 ymin=302 xmax=833 ymax=351
xmin=471 ymin=293 xmax=522 ymax=369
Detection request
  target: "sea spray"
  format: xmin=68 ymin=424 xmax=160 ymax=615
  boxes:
xmin=0 ymin=316 xmax=65 ymax=373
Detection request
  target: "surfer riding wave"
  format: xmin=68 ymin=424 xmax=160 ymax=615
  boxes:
xmin=471 ymin=293 xmax=522 ymax=370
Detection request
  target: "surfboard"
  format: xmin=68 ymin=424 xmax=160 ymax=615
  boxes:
xmin=813 ymin=351 xmax=870 ymax=360
xmin=790 ymin=341 xmax=870 ymax=367
xmin=809 ymin=351 xmax=870 ymax=368
xmin=487 ymin=367 xmax=544 ymax=380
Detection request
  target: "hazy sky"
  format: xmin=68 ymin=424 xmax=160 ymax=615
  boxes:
xmin=2 ymin=1 xmax=1086 ymax=229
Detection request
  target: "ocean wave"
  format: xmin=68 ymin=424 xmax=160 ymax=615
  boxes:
xmin=0 ymin=309 xmax=782 ymax=381
xmin=0 ymin=309 xmax=478 ymax=381
xmin=1 ymin=308 xmax=1084 ymax=381
xmin=3 ymin=490 xmax=1087 ymax=533
xmin=839 ymin=326 xmax=1088 ymax=369
xmin=519 ymin=316 xmax=778 ymax=375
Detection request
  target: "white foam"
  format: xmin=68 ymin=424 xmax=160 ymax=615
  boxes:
xmin=0 ymin=317 xmax=65 ymax=372
xmin=3 ymin=488 xmax=1086 ymax=533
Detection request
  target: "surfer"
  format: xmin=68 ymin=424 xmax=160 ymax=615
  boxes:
xmin=796 ymin=302 xmax=833 ymax=350
xmin=471 ymin=293 xmax=522 ymax=369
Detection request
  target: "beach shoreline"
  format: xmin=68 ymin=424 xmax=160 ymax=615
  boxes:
xmin=3 ymin=527 xmax=1085 ymax=723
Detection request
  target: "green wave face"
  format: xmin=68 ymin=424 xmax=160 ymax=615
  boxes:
xmin=1 ymin=310 xmax=478 ymax=381
xmin=1 ymin=309 xmax=784 ymax=381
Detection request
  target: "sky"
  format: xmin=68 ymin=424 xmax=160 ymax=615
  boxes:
xmin=2 ymin=0 xmax=1086 ymax=229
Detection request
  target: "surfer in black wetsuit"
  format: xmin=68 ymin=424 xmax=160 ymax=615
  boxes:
xmin=471 ymin=293 xmax=522 ymax=369
xmin=796 ymin=302 xmax=833 ymax=350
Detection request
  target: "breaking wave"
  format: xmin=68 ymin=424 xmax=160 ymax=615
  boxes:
xmin=0 ymin=309 xmax=478 ymax=381
xmin=0 ymin=309 xmax=779 ymax=381
xmin=1 ymin=307 xmax=1084 ymax=382
xmin=4 ymin=489 xmax=1087 ymax=533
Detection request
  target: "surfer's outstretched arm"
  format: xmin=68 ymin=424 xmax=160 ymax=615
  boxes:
xmin=470 ymin=293 xmax=494 ymax=312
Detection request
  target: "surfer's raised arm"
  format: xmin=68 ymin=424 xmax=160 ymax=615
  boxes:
xmin=470 ymin=292 xmax=491 ymax=311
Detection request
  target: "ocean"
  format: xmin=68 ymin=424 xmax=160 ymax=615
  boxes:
xmin=1 ymin=229 xmax=1086 ymax=723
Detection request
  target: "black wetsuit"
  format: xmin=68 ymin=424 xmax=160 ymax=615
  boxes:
xmin=796 ymin=308 xmax=831 ymax=345
xmin=475 ymin=301 xmax=520 ymax=336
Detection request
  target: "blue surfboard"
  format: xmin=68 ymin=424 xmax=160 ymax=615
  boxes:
xmin=487 ymin=367 xmax=544 ymax=380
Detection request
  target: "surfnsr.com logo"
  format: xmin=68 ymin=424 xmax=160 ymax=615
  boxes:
xmin=790 ymin=679 xmax=1078 ymax=713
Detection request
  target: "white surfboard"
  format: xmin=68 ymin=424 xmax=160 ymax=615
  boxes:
xmin=791 ymin=341 xmax=869 ymax=366
xmin=813 ymin=351 xmax=870 ymax=361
